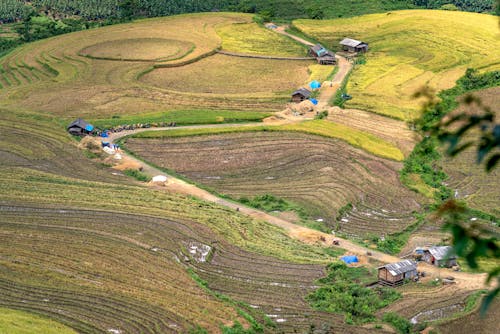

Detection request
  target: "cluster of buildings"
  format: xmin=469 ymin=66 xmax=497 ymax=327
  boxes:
xmin=308 ymin=37 xmax=369 ymax=65
xmin=377 ymin=246 xmax=458 ymax=287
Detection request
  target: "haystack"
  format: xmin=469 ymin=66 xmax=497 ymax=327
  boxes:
xmin=78 ymin=136 xmax=101 ymax=153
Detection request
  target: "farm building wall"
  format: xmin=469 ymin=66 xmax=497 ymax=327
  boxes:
xmin=291 ymin=94 xmax=306 ymax=103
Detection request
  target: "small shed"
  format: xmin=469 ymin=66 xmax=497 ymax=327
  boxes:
xmin=67 ymin=118 xmax=94 ymax=136
xmin=291 ymin=88 xmax=311 ymax=103
xmin=378 ymin=260 xmax=417 ymax=287
xmin=339 ymin=38 xmax=369 ymax=53
xmin=423 ymin=246 xmax=457 ymax=268
xmin=309 ymin=44 xmax=336 ymax=65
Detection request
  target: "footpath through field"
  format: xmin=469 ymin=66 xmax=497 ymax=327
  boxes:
xmin=272 ymin=24 xmax=352 ymax=111
xmin=110 ymin=126 xmax=487 ymax=290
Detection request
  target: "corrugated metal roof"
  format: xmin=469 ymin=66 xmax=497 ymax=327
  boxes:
xmin=379 ymin=260 xmax=417 ymax=276
xmin=311 ymin=44 xmax=335 ymax=57
xmin=340 ymin=38 xmax=363 ymax=47
xmin=67 ymin=118 xmax=91 ymax=130
xmin=292 ymin=88 xmax=311 ymax=97
xmin=428 ymin=246 xmax=456 ymax=260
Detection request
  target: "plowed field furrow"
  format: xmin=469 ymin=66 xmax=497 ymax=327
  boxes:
xmin=127 ymin=132 xmax=422 ymax=236
xmin=0 ymin=205 xmax=347 ymax=332
xmin=0 ymin=279 xmax=179 ymax=334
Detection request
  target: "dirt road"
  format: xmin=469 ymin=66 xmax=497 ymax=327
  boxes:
xmin=271 ymin=23 xmax=352 ymax=111
xmin=108 ymin=126 xmax=487 ymax=290
xmin=317 ymin=56 xmax=352 ymax=110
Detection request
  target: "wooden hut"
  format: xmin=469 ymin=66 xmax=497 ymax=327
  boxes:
xmin=67 ymin=118 xmax=94 ymax=136
xmin=309 ymin=44 xmax=336 ymax=65
xmin=339 ymin=38 xmax=369 ymax=53
xmin=423 ymin=246 xmax=457 ymax=268
xmin=291 ymin=88 xmax=311 ymax=103
xmin=378 ymin=260 xmax=417 ymax=287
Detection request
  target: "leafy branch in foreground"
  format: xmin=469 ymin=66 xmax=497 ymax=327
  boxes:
xmin=414 ymin=67 xmax=500 ymax=314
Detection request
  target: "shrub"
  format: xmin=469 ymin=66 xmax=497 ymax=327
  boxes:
xmin=382 ymin=312 xmax=412 ymax=334
xmin=307 ymin=262 xmax=401 ymax=323
xmin=123 ymin=169 xmax=151 ymax=182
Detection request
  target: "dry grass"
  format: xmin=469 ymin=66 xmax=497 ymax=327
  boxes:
xmin=295 ymin=10 xmax=500 ymax=120
xmin=217 ymin=22 xmax=307 ymax=56
xmin=141 ymin=54 xmax=311 ymax=95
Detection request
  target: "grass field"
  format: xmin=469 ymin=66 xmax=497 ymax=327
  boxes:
xmin=125 ymin=131 xmax=421 ymax=237
xmin=90 ymin=109 xmax=271 ymax=128
xmin=217 ymin=22 xmax=307 ymax=56
xmin=0 ymin=308 xmax=77 ymax=334
xmin=294 ymin=10 xmax=500 ymax=120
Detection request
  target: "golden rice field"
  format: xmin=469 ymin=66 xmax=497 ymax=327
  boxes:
xmin=141 ymin=54 xmax=311 ymax=95
xmin=0 ymin=13 xmax=310 ymax=118
xmin=216 ymin=22 xmax=307 ymax=56
xmin=295 ymin=10 xmax=500 ymax=120
xmin=308 ymin=64 xmax=336 ymax=82
xmin=79 ymin=38 xmax=194 ymax=61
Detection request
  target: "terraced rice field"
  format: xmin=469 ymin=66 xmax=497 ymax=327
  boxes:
xmin=129 ymin=119 xmax=405 ymax=161
xmin=326 ymin=107 xmax=419 ymax=156
xmin=294 ymin=10 xmax=500 ymax=120
xmin=126 ymin=132 xmax=422 ymax=237
xmin=79 ymin=38 xmax=194 ymax=61
xmin=0 ymin=13 xmax=308 ymax=118
xmin=141 ymin=54 xmax=311 ymax=95
xmin=441 ymin=87 xmax=500 ymax=217
xmin=216 ymin=22 xmax=307 ymax=56
xmin=1 ymin=109 xmax=370 ymax=332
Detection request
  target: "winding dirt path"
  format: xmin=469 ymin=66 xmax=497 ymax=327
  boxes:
xmin=108 ymin=125 xmax=487 ymax=290
xmin=272 ymin=23 xmax=352 ymax=111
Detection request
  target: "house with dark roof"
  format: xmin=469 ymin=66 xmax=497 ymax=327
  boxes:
xmin=339 ymin=38 xmax=369 ymax=53
xmin=378 ymin=260 xmax=417 ymax=286
xmin=67 ymin=118 xmax=94 ymax=136
xmin=309 ymin=44 xmax=336 ymax=65
xmin=291 ymin=88 xmax=311 ymax=103
xmin=423 ymin=246 xmax=457 ymax=268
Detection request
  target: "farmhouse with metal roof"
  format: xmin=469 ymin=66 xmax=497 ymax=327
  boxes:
xmin=291 ymin=88 xmax=311 ymax=103
xmin=309 ymin=44 xmax=336 ymax=65
xmin=339 ymin=38 xmax=369 ymax=53
xmin=378 ymin=260 xmax=417 ymax=286
xmin=423 ymin=246 xmax=457 ymax=268
xmin=67 ymin=118 xmax=94 ymax=136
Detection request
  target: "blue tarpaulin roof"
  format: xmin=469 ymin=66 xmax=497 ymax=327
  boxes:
xmin=310 ymin=98 xmax=318 ymax=105
xmin=309 ymin=80 xmax=321 ymax=89
xmin=85 ymin=124 xmax=94 ymax=132
xmin=340 ymin=256 xmax=359 ymax=264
